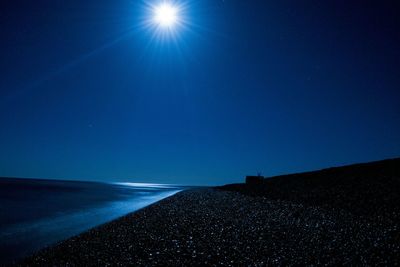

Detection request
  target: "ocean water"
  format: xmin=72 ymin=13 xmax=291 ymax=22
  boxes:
xmin=0 ymin=178 xmax=183 ymax=265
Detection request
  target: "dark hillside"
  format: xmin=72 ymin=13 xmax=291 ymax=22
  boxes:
xmin=218 ymin=158 xmax=400 ymax=222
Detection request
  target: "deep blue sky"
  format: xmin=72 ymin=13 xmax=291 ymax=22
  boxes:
xmin=0 ymin=0 xmax=399 ymax=185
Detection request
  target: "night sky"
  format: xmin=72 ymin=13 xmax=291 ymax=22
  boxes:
xmin=0 ymin=0 xmax=399 ymax=185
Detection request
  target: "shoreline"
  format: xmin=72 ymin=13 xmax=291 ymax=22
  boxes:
xmin=1 ymin=185 xmax=184 ymax=266
xmin=17 ymin=187 xmax=399 ymax=266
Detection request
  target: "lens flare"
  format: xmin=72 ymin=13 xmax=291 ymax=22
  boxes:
xmin=140 ymin=0 xmax=190 ymax=43
xmin=153 ymin=3 xmax=178 ymax=28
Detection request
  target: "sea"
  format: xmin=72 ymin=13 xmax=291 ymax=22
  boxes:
xmin=0 ymin=178 xmax=184 ymax=265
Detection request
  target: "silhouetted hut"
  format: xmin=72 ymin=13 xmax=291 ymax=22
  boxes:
xmin=246 ymin=175 xmax=264 ymax=185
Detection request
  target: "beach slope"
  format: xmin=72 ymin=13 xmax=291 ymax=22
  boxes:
xmin=18 ymin=159 xmax=400 ymax=266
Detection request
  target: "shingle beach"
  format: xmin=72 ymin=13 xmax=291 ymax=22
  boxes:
xmin=18 ymin=159 xmax=400 ymax=266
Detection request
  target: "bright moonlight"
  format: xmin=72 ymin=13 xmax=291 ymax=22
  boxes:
xmin=153 ymin=3 xmax=179 ymax=28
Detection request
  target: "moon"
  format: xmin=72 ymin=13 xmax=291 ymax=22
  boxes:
xmin=153 ymin=3 xmax=179 ymax=28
